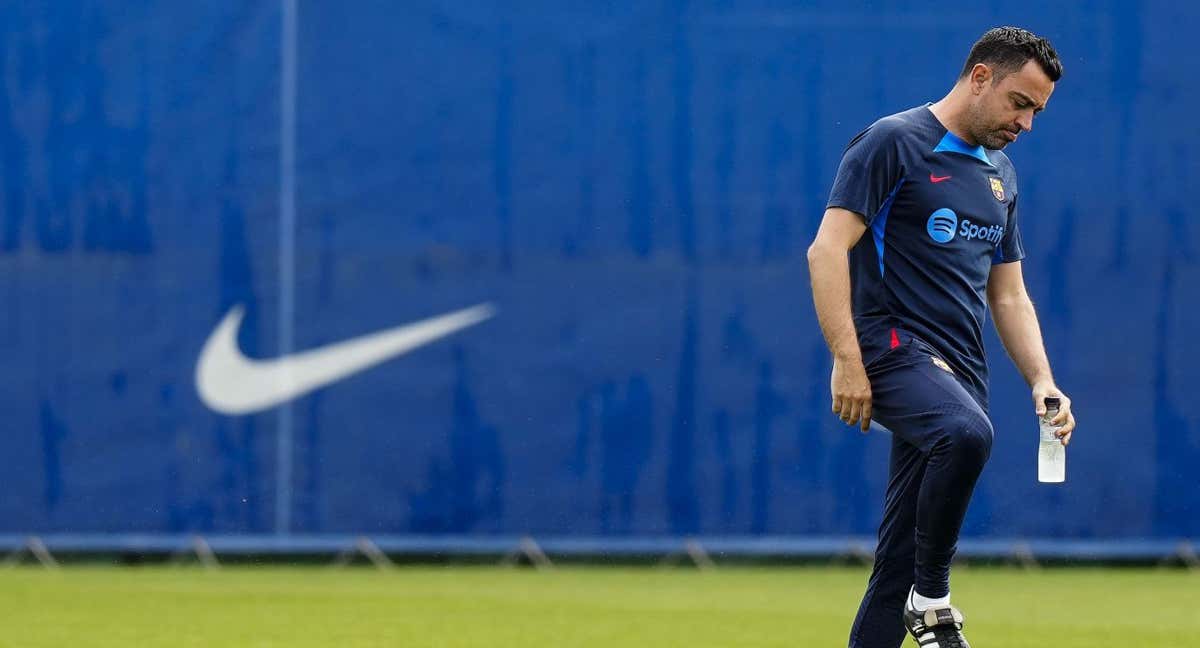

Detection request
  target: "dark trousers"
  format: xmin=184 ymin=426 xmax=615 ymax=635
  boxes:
xmin=847 ymin=332 xmax=993 ymax=648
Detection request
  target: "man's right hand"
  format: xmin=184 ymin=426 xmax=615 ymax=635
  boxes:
xmin=809 ymin=207 xmax=873 ymax=433
xmin=831 ymin=355 xmax=873 ymax=432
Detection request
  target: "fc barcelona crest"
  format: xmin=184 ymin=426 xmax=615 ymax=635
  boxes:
xmin=989 ymin=177 xmax=1005 ymax=201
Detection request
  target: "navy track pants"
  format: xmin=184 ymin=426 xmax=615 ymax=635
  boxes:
xmin=847 ymin=331 xmax=994 ymax=648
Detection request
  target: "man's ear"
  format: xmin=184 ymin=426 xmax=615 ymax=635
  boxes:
xmin=970 ymin=63 xmax=992 ymax=94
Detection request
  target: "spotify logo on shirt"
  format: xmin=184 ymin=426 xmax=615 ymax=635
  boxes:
xmin=927 ymin=208 xmax=958 ymax=243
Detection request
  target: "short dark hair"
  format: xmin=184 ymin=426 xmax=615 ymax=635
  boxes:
xmin=960 ymin=26 xmax=1062 ymax=82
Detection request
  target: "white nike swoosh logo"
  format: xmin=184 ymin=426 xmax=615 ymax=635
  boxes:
xmin=195 ymin=303 xmax=495 ymax=415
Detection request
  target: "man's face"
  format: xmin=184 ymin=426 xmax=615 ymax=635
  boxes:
xmin=965 ymin=59 xmax=1055 ymax=150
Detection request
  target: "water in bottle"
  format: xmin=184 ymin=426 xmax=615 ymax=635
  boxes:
xmin=1038 ymin=396 xmax=1065 ymax=483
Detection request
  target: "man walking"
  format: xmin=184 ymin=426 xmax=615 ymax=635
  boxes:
xmin=806 ymin=27 xmax=1078 ymax=647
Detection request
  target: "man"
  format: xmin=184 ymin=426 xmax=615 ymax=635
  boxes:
xmin=806 ymin=27 xmax=1078 ymax=648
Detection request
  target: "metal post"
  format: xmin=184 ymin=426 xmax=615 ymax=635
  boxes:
xmin=276 ymin=0 xmax=298 ymax=536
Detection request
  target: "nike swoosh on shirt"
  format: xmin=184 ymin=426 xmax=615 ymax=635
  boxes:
xmin=929 ymin=174 xmax=952 ymax=183
xmin=195 ymin=303 xmax=496 ymax=415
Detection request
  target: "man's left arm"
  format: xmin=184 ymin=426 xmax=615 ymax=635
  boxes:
xmin=987 ymin=261 xmax=1077 ymax=445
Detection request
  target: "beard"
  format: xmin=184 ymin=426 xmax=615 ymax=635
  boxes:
xmin=965 ymin=103 xmax=1014 ymax=150
xmin=977 ymin=130 xmax=1011 ymax=150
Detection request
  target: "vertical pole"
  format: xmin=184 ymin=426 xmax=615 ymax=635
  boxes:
xmin=276 ymin=0 xmax=298 ymax=535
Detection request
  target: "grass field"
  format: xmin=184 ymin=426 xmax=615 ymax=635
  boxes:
xmin=0 ymin=565 xmax=1196 ymax=647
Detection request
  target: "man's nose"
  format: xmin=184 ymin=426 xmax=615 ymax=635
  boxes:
xmin=1017 ymin=112 xmax=1034 ymax=132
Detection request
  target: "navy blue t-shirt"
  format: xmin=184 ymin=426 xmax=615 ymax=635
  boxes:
xmin=826 ymin=104 xmax=1025 ymax=402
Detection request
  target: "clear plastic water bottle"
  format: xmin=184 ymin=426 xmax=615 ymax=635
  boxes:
xmin=1038 ymin=397 xmax=1065 ymax=483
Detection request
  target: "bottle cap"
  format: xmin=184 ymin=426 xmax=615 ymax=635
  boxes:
xmin=1044 ymin=397 xmax=1061 ymax=409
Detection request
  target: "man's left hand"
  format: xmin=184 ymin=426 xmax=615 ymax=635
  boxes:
xmin=1032 ymin=382 xmax=1076 ymax=446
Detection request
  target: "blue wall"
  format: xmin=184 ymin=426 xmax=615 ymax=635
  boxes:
xmin=1 ymin=1 xmax=1197 ymax=540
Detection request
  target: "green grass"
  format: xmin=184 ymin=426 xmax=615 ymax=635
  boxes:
xmin=0 ymin=565 xmax=1196 ymax=647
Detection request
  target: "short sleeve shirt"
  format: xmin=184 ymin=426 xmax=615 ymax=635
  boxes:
xmin=826 ymin=104 xmax=1024 ymax=399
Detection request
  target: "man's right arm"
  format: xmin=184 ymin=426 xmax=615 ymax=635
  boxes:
xmin=807 ymin=208 xmax=872 ymax=432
